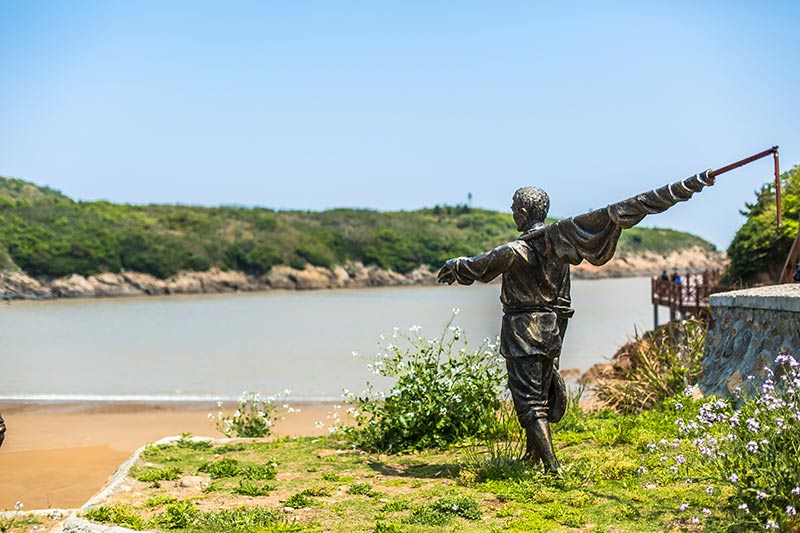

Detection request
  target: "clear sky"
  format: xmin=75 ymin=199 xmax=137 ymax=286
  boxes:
xmin=1 ymin=1 xmax=798 ymax=249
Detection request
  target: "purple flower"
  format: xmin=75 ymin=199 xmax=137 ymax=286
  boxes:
xmin=746 ymin=441 xmax=759 ymax=453
xmin=729 ymin=473 xmax=739 ymax=483
xmin=679 ymin=503 xmax=689 ymax=512
xmin=791 ymin=486 xmax=800 ymax=495
xmin=787 ymin=506 xmax=797 ymax=517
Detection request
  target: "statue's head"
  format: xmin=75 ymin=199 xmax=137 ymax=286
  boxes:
xmin=511 ymin=187 xmax=549 ymax=231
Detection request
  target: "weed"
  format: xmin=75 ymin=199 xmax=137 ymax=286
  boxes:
xmin=211 ymin=392 xmax=281 ymax=438
xmin=150 ymin=501 xmax=199 ymax=529
xmin=240 ymin=461 xmax=278 ymax=481
xmin=176 ymin=433 xmax=213 ymax=450
xmin=144 ymin=495 xmax=178 ymax=508
xmin=199 ymin=457 xmax=240 ymax=479
xmin=285 ymin=492 xmax=313 ymax=509
xmin=84 ymin=505 xmax=145 ymax=530
xmin=232 ymin=480 xmax=275 ymax=496
xmin=130 ymin=465 xmax=181 ymax=483
xmin=347 ymin=482 xmax=376 ymax=496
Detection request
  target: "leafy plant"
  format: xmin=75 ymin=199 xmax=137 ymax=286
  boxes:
xmin=211 ymin=392 xmax=280 ymax=438
xmin=345 ymin=314 xmax=505 ymax=453
xmin=285 ymin=492 xmax=313 ymax=509
xmin=130 ymin=466 xmax=181 ymax=483
xmin=199 ymin=458 xmax=240 ymax=479
xmin=232 ymin=480 xmax=275 ymax=496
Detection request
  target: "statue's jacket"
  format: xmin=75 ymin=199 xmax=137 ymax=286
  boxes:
xmin=449 ymin=170 xmax=716 ymax=360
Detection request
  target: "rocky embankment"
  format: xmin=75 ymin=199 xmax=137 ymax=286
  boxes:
xmin=0 ymin=246 xmax=726 ymax=301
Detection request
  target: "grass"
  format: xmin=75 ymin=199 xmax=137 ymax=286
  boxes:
xmin=80 ymin=399 xmax=740 ymax=533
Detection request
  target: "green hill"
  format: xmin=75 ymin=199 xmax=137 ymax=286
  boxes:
xmin=0 ymin=176 xmax=715 ymax=280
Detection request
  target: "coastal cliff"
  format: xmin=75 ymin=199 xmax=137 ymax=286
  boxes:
xmin=0 ymin=246 xmax=726 ymax=300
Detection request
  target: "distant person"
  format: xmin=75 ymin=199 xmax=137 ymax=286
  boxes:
xmin=671 ymin=271 xmax=682 ymax=285
xmin=660 ymin=270 xmax=669 ymax=282
xmin=794 ymin=263 xmax=800 ymax=283
xmin=0 ymin=412 xmax=5 ymax=449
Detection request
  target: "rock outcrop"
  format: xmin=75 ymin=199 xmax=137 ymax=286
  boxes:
xmin=0 ymin=247 xmax=727 ymax=301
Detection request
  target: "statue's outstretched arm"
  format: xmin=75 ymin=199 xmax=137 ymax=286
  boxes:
xmin=520 ymin=170 xmax=715 ymax=266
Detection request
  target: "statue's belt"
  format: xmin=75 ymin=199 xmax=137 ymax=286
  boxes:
xmin=502 ymin=304 xmax=575 ymax=319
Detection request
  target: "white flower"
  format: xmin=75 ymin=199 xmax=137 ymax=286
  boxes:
xmin=729 ymin=473 xmax=739 ymax=483
xmin=690 ymin=517 xmax=700 ymax=524
xmin=757 ymin=491 xmax=767 ymax=500
xmin=679 ymin=503 xmax=688 ymax=512
xmin=705 ymin=486 xmax=714 ymax=495
xmin=452 ymin=307 xmax=460 ymax=315
xmin=787 ymin=506 xmax=797 ymax=517
xmin=314 ymin=421 xmax=324 ymax=428
xmin=14 ymin=500 xmax=23 ymax=512
xmin=765 ymin=520 xmax=779 ymax=530
xmin=702 ymin=508 xmax=711 ymax=516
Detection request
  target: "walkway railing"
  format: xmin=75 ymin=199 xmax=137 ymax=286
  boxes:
xmin=651 ymin=269 xmax=720 ymax=327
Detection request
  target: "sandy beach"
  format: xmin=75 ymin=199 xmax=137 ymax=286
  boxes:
xmin=0 ymin=402 xmax=334 ymax=511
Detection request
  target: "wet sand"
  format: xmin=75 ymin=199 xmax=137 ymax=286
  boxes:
xmin=0 ymin=402 xmax=334 ymax=510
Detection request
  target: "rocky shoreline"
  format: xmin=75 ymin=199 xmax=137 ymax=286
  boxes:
xmin=0 ymin=246 xmax=726 ymax=301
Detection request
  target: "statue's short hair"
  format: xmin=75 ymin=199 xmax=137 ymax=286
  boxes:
xmin=513 ymin=187 xmax=549 ymax=223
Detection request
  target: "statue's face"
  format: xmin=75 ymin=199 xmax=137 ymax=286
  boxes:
xmin=511 ymin=199 xmax=527 ymax=231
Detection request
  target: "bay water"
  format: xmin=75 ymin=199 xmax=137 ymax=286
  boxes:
xmin=0 ymin=277 xmax=666 ymax=402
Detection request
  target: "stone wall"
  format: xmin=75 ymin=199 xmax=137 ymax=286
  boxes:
xmin=699 ymin=284 xmax=800 ymax=397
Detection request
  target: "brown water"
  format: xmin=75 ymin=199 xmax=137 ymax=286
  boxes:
xmin=0 ymin=277 xmax=667 ymax=402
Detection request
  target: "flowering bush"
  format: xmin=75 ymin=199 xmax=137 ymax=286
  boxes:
xmin=211 ymin=391 xmax=291 ymax=438
xmin=645 ymin=354 xmax=800 ymax=531
xmin=345 ymin=312 xmax=505 ymax=453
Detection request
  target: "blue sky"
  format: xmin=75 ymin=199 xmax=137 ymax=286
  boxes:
xmin=1 ymin=1 xmax=798 ymax=249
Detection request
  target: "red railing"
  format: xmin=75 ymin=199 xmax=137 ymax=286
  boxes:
xmin=651 ymin=269 xmax=720 ymax=322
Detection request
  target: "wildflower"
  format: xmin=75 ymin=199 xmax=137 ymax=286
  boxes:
xmin=679 ymin=503 xmax=689 ymax=512
xmin=637 ymin=466 xmax=647 ymax=474
xmin=757 ymin=491 xmax=767 ymax=500
xmin=702 ymin=508 xmax=711 ymax=516
xmin=746 ymin=418 xmax=760 ymax=432
xmin=792 ymin=487 xmax=800 ymax=495
xmin=705 ymin=486 xmax=714 ymax=495
xmin=765 ymin=520 xmax=779 ymax=529
xmin=690 ymin=517 xmax=700 ymax=524
xmin=675 ymin=402 xmax=684 ymax=410
xmin=729 ymin=473 xmax=739 ymax=483
xmin=746 ymin=441 xmax=759 ymax=453
xmin=676 ymin=454 xmax=686 ymax=465
xmin=314 ymin=421 xmax=324 ymax=428
xmin=788 ymin=506 xmax=797 ymax=517
xmin=14 ymin=501 xmax=23 ymax=512
xmin=738 ymin=503 xmax=749 ymax=513
xmin=452 ymin=307 xmax=460 ymax=315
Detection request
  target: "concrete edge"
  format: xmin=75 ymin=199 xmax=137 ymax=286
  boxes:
xmin=55 ymin=435 xmax=241 ymax=533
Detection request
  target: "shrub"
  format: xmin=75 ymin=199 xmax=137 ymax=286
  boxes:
xmin=211 ymin=392 xmax=280 ymax=438
xmin=595 ymin=318 xmax=706 ymax=413
xmin=346 ymin=314 xmax=504 ymax=453
xmin=232 ymin=480 xmax=275 ymax=496
xmin=285 ymin=492 xmax=313 ymax=509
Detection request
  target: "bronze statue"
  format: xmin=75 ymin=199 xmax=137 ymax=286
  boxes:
xmin=438 ymin=171 xmax=716 ymax=475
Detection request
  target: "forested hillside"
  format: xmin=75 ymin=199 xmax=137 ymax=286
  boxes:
xmin=0 ymin=177 xmax=715 ymax=280
xmin=725 ymin=165 xmax=800 ymax=284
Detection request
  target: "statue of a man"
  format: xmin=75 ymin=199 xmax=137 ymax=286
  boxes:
xmin=438 ymin=170 xmax=716 ymax=475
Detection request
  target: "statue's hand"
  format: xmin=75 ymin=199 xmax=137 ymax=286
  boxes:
xmin=437 ymin=260 xmax=456 ymax=285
